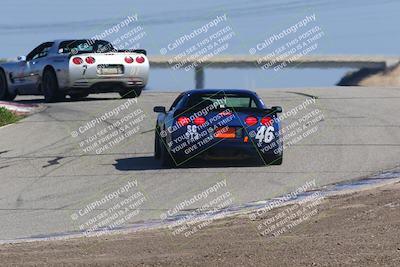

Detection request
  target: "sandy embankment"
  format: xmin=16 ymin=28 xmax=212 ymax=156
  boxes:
xmin=1 ymin=181 xmax=399 ymax=266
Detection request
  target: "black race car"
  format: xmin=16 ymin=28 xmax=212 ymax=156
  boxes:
xmin=153 ymin=89 xmax=283 ymax=167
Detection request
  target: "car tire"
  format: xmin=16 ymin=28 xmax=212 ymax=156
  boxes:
xmin=160 ymin=138 xmax=174 ymax=168
xmin=261 ymin=151 xmax=283 ymax=166
xmin=69 ymin=93 xmax=89 ymax=100
xmin=154 ymin=128 xmax=161 ymax=159
xmin=119 ymin=87 xmax=142 ymax=98
xmin=0 ymin=69 xmax=16 ymax=101
xmin=43 ymin=69 xmax=65 ymax=103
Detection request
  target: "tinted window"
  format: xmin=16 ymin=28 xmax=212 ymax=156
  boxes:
xmin=58 ymin=40 xmax=114 ymax=54
xmin=26 ymin=42 xmax=54 ymax=61
xmin=185 ymin=93 xmax=259 ymax=109
xmin=169 ymin=93 xmax=185 ymax=111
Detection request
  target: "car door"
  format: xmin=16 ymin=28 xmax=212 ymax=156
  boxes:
xmin=19 ymin=42 xmax=54 ymax=94
xmin=9 ymin=60 xmax=29 ymax=87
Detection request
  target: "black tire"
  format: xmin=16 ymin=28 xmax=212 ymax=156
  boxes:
xmin=154 ymin=128 xmax=161 ymax=159
xmin=119 ymin=87 xmax=142 ymax=98
xmin=261 ymin=151 xmax=283 ymax=166
xmin=42 ymin=69 xmax=65 ymax=103
xmin=0 ymin=69 xmax=16 ymax=101
xmin=160 ymin=138 xmax=174 ymax=168
xmin=69 ymin=93 xmax=89 ymax=100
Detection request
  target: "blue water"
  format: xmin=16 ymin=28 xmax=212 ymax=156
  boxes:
xmin=1 ymin=0 xmax=399 ymax=90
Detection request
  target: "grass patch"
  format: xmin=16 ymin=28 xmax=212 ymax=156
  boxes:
xmin=0 ymin=107 xmax=22 ymax=127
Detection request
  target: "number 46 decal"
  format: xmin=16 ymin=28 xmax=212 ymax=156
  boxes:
xmin=255 ymin=126 xmax=275 ymax=143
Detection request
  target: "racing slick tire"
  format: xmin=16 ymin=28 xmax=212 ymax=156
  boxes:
xmin=69 ymin=93 xmax=89 ymax=100
xmin=43 ymin=69 xmax=65 ymax=103
xmin=119 ymin=87 xmax=142 ymax=99
xmin=0 ymin=69 xmax=16 ymax=101
xmin=261 ymin=151 xmax=283 ymax=166
xmin=154 ymin=128 xmax=161 ymax=159
xmin=160 ymin=138 xmax=175 ymax=168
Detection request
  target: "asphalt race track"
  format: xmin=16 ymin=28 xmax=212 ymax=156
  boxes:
xmin=0 ymin=86 xmax=399 ymax=241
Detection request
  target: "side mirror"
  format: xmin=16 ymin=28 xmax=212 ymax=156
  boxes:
xmin=17 ymin=56 xmax=26 ymax=62
xmin=271 ymin=106 xmax=282 ymax=113
xmin=153 ymin=106 xmax=166 ymax=113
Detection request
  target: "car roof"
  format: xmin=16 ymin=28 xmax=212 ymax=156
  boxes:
xmin=52 ymin=39 xmax=109 ymax=46
xmin=53 ymin=39 xmax=108 ymax=42
xmin=185 ymin=89 xmax=257 ymax=96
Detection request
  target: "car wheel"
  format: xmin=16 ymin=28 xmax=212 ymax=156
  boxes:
xmin=69 ymin=93 xmax=89 ymax=100
xmin=43 ymin=69 xmax=65 ymax=103
xmin=0 ymin=70 xmax=16 ymax=101
xmin=160 ymin=138 xmax=174 ymax=168
xmin=119 ymin=87 xmax=142 ymax=98
xmin=261 ymin=151 xmax=283 ymax=166
xmin=154 ymin=128 xmax=161 ymax=159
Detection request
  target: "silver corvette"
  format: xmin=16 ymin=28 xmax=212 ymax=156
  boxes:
xmin=0 ymin=39 xmax=149 ymax=102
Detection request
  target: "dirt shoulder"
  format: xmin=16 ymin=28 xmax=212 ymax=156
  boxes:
xmin=1 ymin=182 xmax=400 ymax=267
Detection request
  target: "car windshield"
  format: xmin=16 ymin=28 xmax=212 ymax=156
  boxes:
xmin=185 ymin=93 xmax=259 ymax=110
xmin=58 ymin=40 xmax=114 ymax=54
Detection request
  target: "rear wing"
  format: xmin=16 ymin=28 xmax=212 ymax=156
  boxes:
xmin=67 ymin=49 xmax=147 ymax=57
xmin=173 ymin=107 xmax=282 ymax=118
xmin=117 ymin=49 xmax=147 ymax=55
xmin=174 ymin=106 xmax=282 ymax=114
